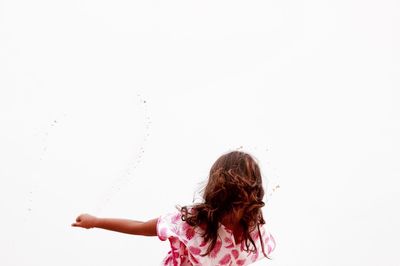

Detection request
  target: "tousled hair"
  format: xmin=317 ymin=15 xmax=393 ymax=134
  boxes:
xmin=179 ymin=150 xmax=270 ymax=259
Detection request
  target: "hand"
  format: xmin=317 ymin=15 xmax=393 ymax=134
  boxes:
xmin=71 ymin=213 xmax=98 ymax=229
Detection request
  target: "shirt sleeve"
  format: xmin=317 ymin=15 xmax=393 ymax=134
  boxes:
xmin=156 ymin=211 xmax=183 ymax=241
xmin=265 ymin=231 xmax=276 ymax=255
xmin=256 ymin=223 xmax=276 ymax=256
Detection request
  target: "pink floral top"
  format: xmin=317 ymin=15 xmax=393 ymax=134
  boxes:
xmin=157 ymin=211 xmax=276 ymax=266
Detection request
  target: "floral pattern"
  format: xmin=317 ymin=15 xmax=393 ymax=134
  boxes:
xmin=157 ymin=211 xmax=276 ymax=266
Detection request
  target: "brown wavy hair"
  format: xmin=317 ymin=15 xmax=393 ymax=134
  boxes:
xmin=180 ymin=150 xmax=270 ymax=258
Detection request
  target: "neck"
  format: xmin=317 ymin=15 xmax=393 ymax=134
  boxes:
xmin=221 ymin=215 xmax=241 ymax=229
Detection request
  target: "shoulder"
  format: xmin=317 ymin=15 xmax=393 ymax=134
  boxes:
xmin=157 ymin=210 xmax=203 ymax=243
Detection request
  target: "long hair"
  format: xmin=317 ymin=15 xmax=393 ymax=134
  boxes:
xmin=180 ymin=150 xmax=270 ymax=258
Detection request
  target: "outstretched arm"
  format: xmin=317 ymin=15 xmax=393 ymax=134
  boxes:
xmin=71 ymin=213 xmax=158 ymax=236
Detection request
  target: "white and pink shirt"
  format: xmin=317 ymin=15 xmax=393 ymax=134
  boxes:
xmin=157 ymin=211 xmax=276 ymax=266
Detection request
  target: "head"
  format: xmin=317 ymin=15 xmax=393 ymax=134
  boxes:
xmin=180 ymin=150 xmax=269 ymax=258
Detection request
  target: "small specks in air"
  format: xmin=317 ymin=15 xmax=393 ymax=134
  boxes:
xmin=36 ymin=115 xmax=64 ymax=162
xmin=267 ymin=184 xmax=281 ymax=199
xmin=96 ymin=93 xmax=152 ymax=213
xmin=27 ymin=190 xmax=33 ymax=215
xmin=272 ymin=184 xmax=280 ymax=192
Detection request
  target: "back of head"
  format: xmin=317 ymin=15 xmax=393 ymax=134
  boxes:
xmin=181 ymin=150 xmax=268 ymax=257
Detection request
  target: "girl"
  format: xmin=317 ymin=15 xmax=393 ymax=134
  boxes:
xmin=72 ymin=150 xmax=276 ymax=265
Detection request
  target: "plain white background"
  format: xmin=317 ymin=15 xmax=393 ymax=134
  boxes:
xmin=0 ymin=0 xmax=399 ymax=265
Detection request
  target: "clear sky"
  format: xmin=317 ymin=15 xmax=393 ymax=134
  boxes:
xmin=0 ymin=0 xmax=399 ymax=265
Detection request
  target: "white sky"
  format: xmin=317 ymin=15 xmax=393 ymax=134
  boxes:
xmin=0 ymin=0 xmax=399 ymax=265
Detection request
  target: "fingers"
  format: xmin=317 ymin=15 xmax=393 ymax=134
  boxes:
xmin=71 ymin=214 xmax=85 ymax=227
xmin=71 ymin=223 xmax=78 ymax=227
xmin=71 ymin=213 xmax=94 ymax=229
xmin=71 ymin=221 xmax=87 ymax=228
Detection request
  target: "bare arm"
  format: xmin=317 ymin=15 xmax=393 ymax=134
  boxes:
xmin=71 ymin=213 xmax=158 ymax=236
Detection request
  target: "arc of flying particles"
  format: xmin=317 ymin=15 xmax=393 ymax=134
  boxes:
xmin=264 ymin=149 xmax=280 ymax=204
xmin=95 ymin=93 xmax=151 ymax=214
xmin=26 ymin=113 xmax=66 ymax=220
xmin=254 ymin=145 xmax=280 ymax=203
xmin=266 ymin=183 xmax=280 ymax=203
